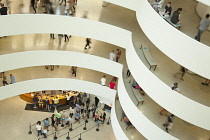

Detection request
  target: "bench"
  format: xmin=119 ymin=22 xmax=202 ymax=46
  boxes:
xmin=140 ymin=45 xmax=157 ymax=71
xmin=165 ymin=18 xmax=181 ymax=30
xmin=157 ymin=7 xmax=164 ymax=13
xmin=129 ymin=80 xmax=144 ymax=106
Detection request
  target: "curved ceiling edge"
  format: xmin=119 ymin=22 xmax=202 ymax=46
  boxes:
xmin=135 ymin=0 xmax=210 ymax=79
xmin=111 ymin=104 xmax=129 ymax=140
xmin=117 ymin=78 xmax=177 ymax=140
xmin=102 ymin=0 xmax=210 ymax=79
xmin=0 ymin=78 xmax=116 ymax=105
xmin=0 ymin=14 xmax=129 ymax=49
xmin=0 ymin=50 xmax=123 ymax=78
xmin=126 ymin=39 xmax=210 ymax=130
xmin=1 ymin=14 xmax=210 ymax=133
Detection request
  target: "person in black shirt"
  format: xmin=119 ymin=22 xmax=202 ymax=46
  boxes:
xmin=159 ymin=2 xmax=172 ymax=19
xmin=0 ymin=3 xmax=8 ymax=15
xmin=171 ymin=8 xmax=183 ymax=24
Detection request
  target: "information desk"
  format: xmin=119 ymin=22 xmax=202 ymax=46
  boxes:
xmin=19 ymin=92 xmax=79 ymax=105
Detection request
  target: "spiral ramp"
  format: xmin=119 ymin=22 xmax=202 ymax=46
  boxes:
xmin=0 ymin=3 xmax=210 ymax=139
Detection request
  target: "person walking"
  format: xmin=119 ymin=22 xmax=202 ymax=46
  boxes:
xmin=101 ymin=75 xmax=106 ymax=86
xmin=55 ymin=112 xmax=62 ymax=124
xmin=195 ymin=14 xmax=210 ymax=42
xmin=76 ymin=103 xmax=81 ymax=113
xmin=102 ymin=112 xmax=106 ymax=124
xmin=80 ymin=103 xmax=84 ymax=114
xmin=84 ymin=38 xmax=91 ymax=49
xmin=43 ymin=118 xmax=49 ymax=131
xmin=109 ymin=80 xmax=116 ymax=89
xmin=58 ymin=34 xmax=63 ymax=45
xmin=163 ymin=114 xmax=175 ymax=133
xmin=65 ymin=116 xmax=71 ymax=126
xmin=42 ymin=127 xmax=48 ymax=139
xmin=85 ymin=97 xmax=90 ymax=110
xmin=45 ymin=97 xmax=50 ymax=111
xmin=32 ymin=93 xmax=38 ymax=108
xmin=50 ymin=34 xmax=55 ymax=39
xmin=71 ymin=66 xmax=77 ymax=77
xmin=64 ymin=0 xmax=70 ymax=15
xmin=109 ymin=50 xmax=116 ymax=61
xmin=3 ymin=76 xmax=8 ymax=86
xmin=126 ymin=69 xmax=131 ymax=77
xmin=51 ymin=114 xmax=56 ymax=127
xmin=38 ymin=97 xmax=44 ymax=108
xmin=83 ymin=92 xmax=87 ymax=102
xmin=36 ymin=121 xmax=42 ymax=139
xmin=30 ymin=0 xmax=36 ymax=14
xmin=66 ymin=93 xmax=71 ymax=106
xmin=93 ymin=111 xmax=99 ymax=122
xmin=53 ymin=97 xmax=59 ymax=109
xmin=95 ymin=97 xmax=99 ymax=108
xmin=74 ymin=111 xmax=81 ymax=123
xmin=180 ymin=66 xmax=187 ymax=81
xmin=69 ymin=0 xmax=75 ymax=15
xmin=96 ymin=116 xmax=103 ymax=126
xmin=69 ymin=106 xmax=75 ymax=118
xmin=59 ymin=0 xmax=66 ymax=6
xmin=43 ymin=0 xmax=50 ymax=13
xmin=49 ymin=98 xmax=53 ymax=110
xmin=64 ymin=34 xmax=70 ymax=42
xmin=116 ymin=49 xmax=121 ymax=62
xmin=10 ymin=74 xmax=16 ymax=84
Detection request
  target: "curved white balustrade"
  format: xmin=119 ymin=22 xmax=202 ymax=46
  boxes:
xmin=0 ymin=50 xmax=123 ymax=78
xmin=126 ymin=38 xmax=210 ymax=130
xmin=117 ymin=78 xmax=177 ymax=140
xmin=0 ymin=15 xmax=129 ymax=49
xmin=0 ymin=78 xmax=116 ymax=105
xmin=103 ymin=0 xmax=210 ymax=80
xmin=136 ymin=0 xmax=210 ymax=79
xmin=1 ymin=14 xmax=210 ymax=137
xmin=111 ymin=103 xmax=129 ymax=140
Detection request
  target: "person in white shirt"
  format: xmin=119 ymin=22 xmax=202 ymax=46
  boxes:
xmin=101 ymin=75 xmax=106 ymax=86
xmin=36 ymin=121 xmax=42 ymax=138
xmin=69 ymin=106 xmax=75 ymax=118
xmin=109 ymin=50 xmax=116 ymax=61
xmin=66 ymin=93 xmax=71 ymax=106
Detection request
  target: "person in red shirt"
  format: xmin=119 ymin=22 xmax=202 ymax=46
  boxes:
xmin=116 ymin=49 xmax=121 ymax=62
xmin=109 ymin=80 xmax=116 ymax=89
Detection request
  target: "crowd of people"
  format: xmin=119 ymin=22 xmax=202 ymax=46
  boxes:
xmin=35 ymin=93 xmax=108 ymax=139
